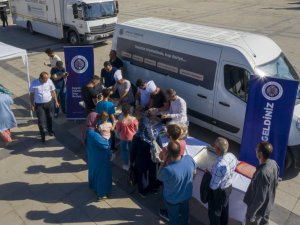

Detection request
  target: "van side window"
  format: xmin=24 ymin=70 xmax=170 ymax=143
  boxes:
xmin=224 ymin=65 xmax=250 ymax=102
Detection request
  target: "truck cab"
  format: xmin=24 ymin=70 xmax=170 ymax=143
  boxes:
xmin=64 ymin=0 xmax=118 ymax=44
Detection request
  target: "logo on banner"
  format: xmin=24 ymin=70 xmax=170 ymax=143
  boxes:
xmin=262 ymin=81 xmax=283 ymax=101
xmin=71 ymin=55 xmax=89 ymax=74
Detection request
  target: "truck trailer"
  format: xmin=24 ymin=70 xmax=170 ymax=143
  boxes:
xmin=10 ymin=0 xmax=118 ymax=45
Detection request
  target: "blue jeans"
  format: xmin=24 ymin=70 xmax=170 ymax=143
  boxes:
xmin=54 ymin=88 xmax=66 ymax=115
xmin=120 ymin=140 xmax=132 ymax=166
xmin=164 ymin=199 xmax=190 ymax=225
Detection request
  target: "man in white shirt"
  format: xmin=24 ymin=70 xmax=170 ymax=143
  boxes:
xmin=30 ymin=72 xmax=59 ymax=142
xmin=208 ymin=137 xmax=238 ymax=225
xmin=161 ymin=89 xmax=188 ymax=125
xmin=135 ymin=79 xmax=150 ymax=109
xmin=44 ymin=48 xmax=61 ymax=69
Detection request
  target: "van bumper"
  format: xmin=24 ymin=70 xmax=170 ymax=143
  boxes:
xmin=289 ymin=144 xmax=300 ymax=167
xmin=83 ymin=31 xmax=114 ymax=44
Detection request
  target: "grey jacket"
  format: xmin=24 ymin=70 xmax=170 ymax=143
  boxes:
xmin=243 ymin=159 xmax=279 ymax=218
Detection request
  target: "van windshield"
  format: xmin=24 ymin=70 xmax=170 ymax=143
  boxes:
xmin=256 ymin=54 xmax=300 ymax=99
xmin=83 ymin=2 xmax=116 ymax=21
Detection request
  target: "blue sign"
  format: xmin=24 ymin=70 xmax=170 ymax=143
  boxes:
xmin=64 ymin=46 xmax=94 ymax=119
xmin=240 ymin=76 xmax=298 ymax=176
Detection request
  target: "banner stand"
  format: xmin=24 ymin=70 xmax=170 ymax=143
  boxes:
xmin=239 ymin=75 xmax=298 ymax=176
xmin=64 ymin=46 xmax=94 ymax=120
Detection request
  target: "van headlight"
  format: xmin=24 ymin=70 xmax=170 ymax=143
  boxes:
xmin=296 ymin=118 xmax=300 ymax=131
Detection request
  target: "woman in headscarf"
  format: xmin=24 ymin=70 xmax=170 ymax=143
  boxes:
xmin=0 ymin=85 xmax=17 ymax=143
xmin=130 ymin=117 xmax=159 ymax=197
xmin=84 ymin=112 xmax=113 ymax=200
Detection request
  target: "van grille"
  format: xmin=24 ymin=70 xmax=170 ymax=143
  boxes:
xmin=90 ymin=23 xmax=116 ymax=34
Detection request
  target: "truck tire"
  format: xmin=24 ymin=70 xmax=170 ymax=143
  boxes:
xmin=27 ymin=22 xmax=35 ymax=34
xmin=69 ymin=31 xmax=79 ymax=45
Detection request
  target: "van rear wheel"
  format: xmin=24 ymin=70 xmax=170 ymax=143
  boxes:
xmin=69 ymin=31 xmax=79 ymax=45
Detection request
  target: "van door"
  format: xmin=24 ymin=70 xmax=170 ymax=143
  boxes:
xmin=212 ymin=62 xmax=251 ymax=143
xmin=167 ymin=38 xmax=222 ymax=130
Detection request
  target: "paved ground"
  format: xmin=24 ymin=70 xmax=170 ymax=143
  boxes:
xmin=1 ymin=0 xmax=300 ymax=224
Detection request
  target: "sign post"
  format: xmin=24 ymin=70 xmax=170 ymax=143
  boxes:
xmin=64 ymin=46 xmax=94 ymax=119
xmin=239 ymin=76 xmax=298 ymax=176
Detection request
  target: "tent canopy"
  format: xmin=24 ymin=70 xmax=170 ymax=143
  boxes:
xmin=0 ymin=42 xmax=27 ymax=61
xmin=0 ymin=42 xmax=32 ymax=118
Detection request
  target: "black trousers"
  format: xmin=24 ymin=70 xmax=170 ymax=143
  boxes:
xmin=208 ymin=185 xmax=232 ymax=225
xmin=1 ymin=18 xmax=8 ymax=27
xmin=110 ymin=130 xmax=116 ymax=150
xmin=136 ymin=162 xmax=157 ymax=194
xmin=35 ymin=101 xmax=53 ymax=137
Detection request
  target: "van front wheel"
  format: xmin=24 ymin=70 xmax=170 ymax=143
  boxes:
xmin=285 ymin=147 xmax=294 ymax=170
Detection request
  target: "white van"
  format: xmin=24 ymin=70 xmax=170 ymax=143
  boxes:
xmin=112 ymin=17 xmax=300 ymax=168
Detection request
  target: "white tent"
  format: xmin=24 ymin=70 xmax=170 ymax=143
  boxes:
xmin=0 ymin=42 xmax=32 ymax=117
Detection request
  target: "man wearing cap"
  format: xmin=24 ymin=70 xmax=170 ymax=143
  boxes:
xmin=101 ymin=61 xmax=117 ymax=88
xmin=161 ymin=89 xmax=188 ymax=125
xmin=113 ymin=70 xmax=134 ymax=106
xmin=146 ymin=80 xmax=169 ymax=115
xmin=30 ymin=72 xmax=59 ymax=142
xmin=50 ymin=61 xmax=68 ymax=117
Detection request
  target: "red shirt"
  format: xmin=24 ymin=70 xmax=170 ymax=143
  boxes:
xmin=116 ymin=117 xmax=138 ymax=141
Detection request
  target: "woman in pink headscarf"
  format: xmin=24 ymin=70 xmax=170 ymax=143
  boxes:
xmin=84 ymin=112 xmax=113 ymax=200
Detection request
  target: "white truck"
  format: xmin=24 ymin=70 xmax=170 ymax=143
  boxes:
xmin=10 ymin=0 xmax=118 ymax=45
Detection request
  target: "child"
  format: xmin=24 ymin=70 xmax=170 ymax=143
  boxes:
xmin=98 ymin=111 xmax=113 ymax=140
xmin=116 ymin=103 xmax=138 ymax=170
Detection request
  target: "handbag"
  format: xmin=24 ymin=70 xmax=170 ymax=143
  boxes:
xmin=150 ymin=128 xmax=163 ymax=163
xmin=127 ymin=166 xmax=137 ymax=187
xmin=150 ymin=140 xmax=163 ymax=163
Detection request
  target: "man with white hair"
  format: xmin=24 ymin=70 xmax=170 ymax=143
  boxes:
xmin=146 ymin=80 xmax=169 ymax=114
xmin=113 ymin=70 xmax=134 ymax=106
xmin=208 ymin=137 xmax=238 ymax=225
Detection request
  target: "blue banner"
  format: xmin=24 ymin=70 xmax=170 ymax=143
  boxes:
xmin=64 ymin=46 xmax=94 ymax=119
xmin=240 ymin=76 xmax=298 ymax=176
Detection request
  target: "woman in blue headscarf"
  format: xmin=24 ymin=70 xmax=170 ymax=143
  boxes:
xmin=130 ymin=117 xmax=159 ymax=197
xmin=84 ymin=112 xmax=112 ymax=200
xmin=0 ymin=85 xmax=17 ymax=143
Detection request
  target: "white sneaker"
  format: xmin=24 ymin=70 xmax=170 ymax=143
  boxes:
xmin=122 ymin=165 xmax=129 ymax=171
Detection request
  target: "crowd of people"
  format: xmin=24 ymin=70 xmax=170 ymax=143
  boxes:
xmin=1 ymin=47 xmax=279 ymax=225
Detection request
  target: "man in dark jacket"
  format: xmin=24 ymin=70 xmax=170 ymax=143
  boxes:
xmin=0 ymin=7 xmax=8 ymax=27
xmin=243 ymin=141 xmax=279 ymax=225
